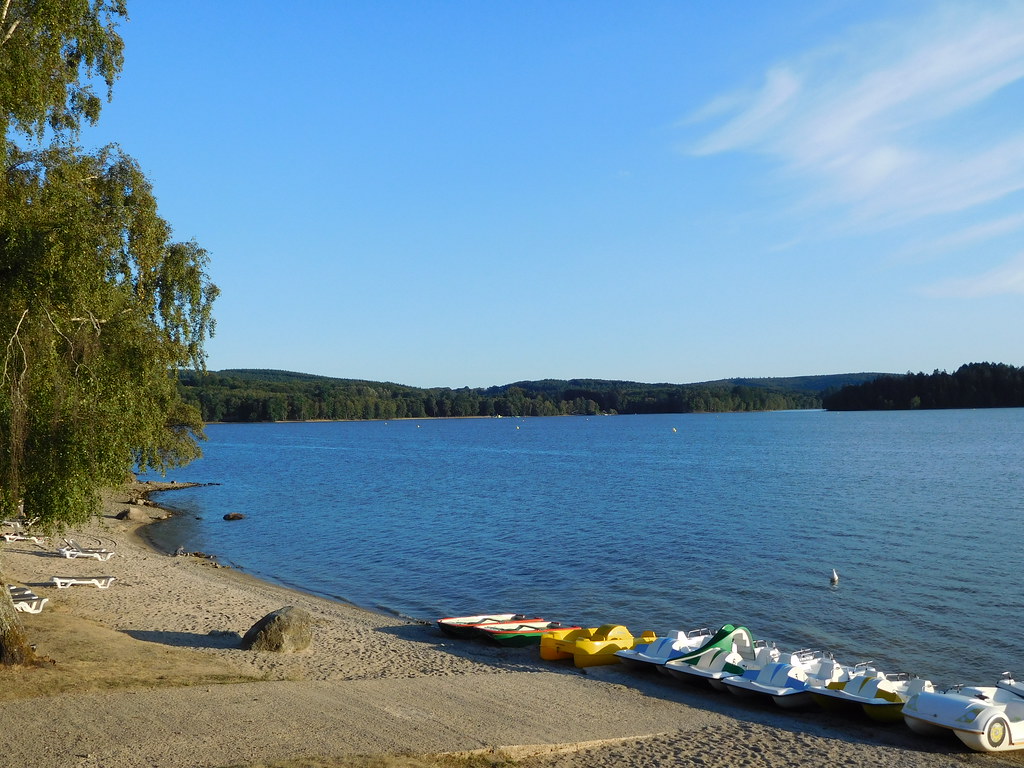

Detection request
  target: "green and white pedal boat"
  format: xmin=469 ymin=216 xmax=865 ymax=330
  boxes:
xmin=661 ymin=624 xmax=779 ymax=690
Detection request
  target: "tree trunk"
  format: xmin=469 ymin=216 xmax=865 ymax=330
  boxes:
xmin=0 ymin=574 xmax=37 ymax=665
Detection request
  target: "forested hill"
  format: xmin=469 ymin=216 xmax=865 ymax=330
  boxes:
xmin=822 ymin=362 xmax=1024 ymax=411
xmin=178 ymin=370 xmax=884 ymax=422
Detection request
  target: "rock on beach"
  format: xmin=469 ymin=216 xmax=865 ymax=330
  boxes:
xmin=241 ymin=606 xmax=313 ymax=652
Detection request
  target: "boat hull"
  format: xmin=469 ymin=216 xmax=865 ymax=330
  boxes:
xmin=474 ymin=620 xmax=583 ymax=647
xmin=618 ymin=656 xmax=660 ymax=673
xmin=487 ymin=629 xmax=564 ymax=647
xmin=437 ymin=613 xmax=540 ymax=639
xmin=861 ymin=702 xmax=905 ymax=723
xmin=771 ymin=691 xmax=815 ymax=710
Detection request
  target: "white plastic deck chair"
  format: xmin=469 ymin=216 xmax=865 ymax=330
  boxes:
xmin=7 ymin=585 xmax=48 ymax=614
xmin=2 ymin=531 xmax=48 ymax=545
xmin=2 ymin=516 xmax=38 ymax=530
xmin=58 ymin=539 xmax=115 ymax=561
xmin=51 ymin=575 xmax=116 ymax=589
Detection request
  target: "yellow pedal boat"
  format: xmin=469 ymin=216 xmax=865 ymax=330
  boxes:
xmin=539 ymin=624 xmax=657 ymax=668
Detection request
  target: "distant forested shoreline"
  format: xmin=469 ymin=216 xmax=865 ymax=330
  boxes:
xmin=822 ymin=362 xmax=1024 ymax=411
xmin=177 ymin=363 xmax=1024 ymax=423
xmin=178 ymin=370 xmax=881 ymax=423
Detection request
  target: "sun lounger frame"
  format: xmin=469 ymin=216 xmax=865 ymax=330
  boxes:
xmin=58 ymin=539 xmax=115 ymax=561
xmin=2 ymin=532 xmax=48 ymax=544
xmin=51 ymin=575 xmax=116 ymax=589
xmin=7 ymin=585 xmax=48 ymax=614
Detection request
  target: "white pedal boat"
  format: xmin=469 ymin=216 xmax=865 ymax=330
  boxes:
xmin=720 ymin=648 xmax=855 ymax=708
xmin=813 ymin=668 xmax=934 ymax=722
xmin=615 ymin=626 xmax=713 ymax=672
xmin=903 ymin=673 xmax=1024 ymax=752
xmin=661 ymin=624 xmax=779 ymax=691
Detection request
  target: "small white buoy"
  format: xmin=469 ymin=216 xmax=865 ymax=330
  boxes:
xmin=830 ymin=568 xmax=839 ymax=585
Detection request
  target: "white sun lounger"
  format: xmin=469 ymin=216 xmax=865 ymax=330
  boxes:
xmin=7 ymin=585 xmax=48 ymax=614
xmin=58 ymin=539 xmax=115 ymax=561
xmin=51 ymin=575 xmax=116 ymax=589
xmin=2 ymin=516 xmax=38 ymax=530
xmin=13 ymin=597 xmax=48 ymax=613
xmin=2 ymin=532 xmax=48 ymax=544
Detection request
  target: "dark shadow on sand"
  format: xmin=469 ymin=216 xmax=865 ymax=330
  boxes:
xmin=375 ymin=622 xmax=558 ymax=674
xmin=123 ymin=629 xmax=243 ymax=649
xmin=2 ymin=546 xmax=58 ymax=558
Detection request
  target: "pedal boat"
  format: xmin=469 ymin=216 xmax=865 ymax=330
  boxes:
xmin=661 ymin=624 xmax=779 ymax=690
xmin=473 ymin=620 xmax=583 ymax=647
xmin=539 ymin=624 xmax=656 ymax=667
xmin=437 ymin=613 xmax=543 ymax=639
xmin=813 ymin=668 xmax=934 ymax=722
xmin=614 ymin=627 xmax=713 ymax=672
xmin=720 ymin=648 xmax=854 ymax=708
xmin=903 ymin=673 xmax=1024 ymax=752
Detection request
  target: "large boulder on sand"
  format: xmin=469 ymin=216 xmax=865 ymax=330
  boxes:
xmin=241 ymin=606 xmax=313 ymax=652
xmin=115 ymin=506 xmax=148 ymax=521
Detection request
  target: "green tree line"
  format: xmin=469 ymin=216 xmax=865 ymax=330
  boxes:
xmin=822 ymin=362 xmax=1024 ymax=411
xmin=178 ymin=370 xmax=831 ymax=422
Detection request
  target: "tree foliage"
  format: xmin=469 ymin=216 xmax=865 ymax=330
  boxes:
xmin=0 ymin=0 xmax=216 ymax=664
xmin=178 ymin=370 xmax=840 ymax=422
xmin=1 ymin=145 xmax=217 ymax=526
xmin=0 ymin=0 xmax=126 ymax=149
xmin=822 ymin=362 xmax=1024 ymax=411
xmin=0 ymin=0 xmax=218 ymax=528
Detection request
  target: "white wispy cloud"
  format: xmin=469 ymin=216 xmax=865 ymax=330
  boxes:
xmin=688 ymin=3 xmax=1024 ymax=229
xmin=900 ymin=211 xmax=1024 ymax=262
xmin=693 ymin=68 xmax=801 ymax=155
xmin=920 ymin=252 xmax=1024 ymax=296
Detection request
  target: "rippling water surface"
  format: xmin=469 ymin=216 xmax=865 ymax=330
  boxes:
xmin=146 ymin=409 xmax=1024 ymax=685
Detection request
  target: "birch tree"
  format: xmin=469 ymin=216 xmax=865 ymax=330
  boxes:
xmin=0 ymin=1 xmax=217 ymax=664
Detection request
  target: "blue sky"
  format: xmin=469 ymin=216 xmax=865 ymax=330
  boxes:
xmin=80 ymin=1 xmax=1024 ymax=388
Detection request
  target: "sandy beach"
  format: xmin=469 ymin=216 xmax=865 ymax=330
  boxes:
xmin=0 ymin=483 xmax=1020 ymax=768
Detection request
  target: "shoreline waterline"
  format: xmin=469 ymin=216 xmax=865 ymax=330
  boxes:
xmin=0 ymin=479 xmax=1002 ymax=767
xmin=137 ymin=410 xmax=1024 ymax=688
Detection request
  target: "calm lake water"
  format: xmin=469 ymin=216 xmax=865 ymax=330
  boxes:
xmin=145 ymin=409 xmax=1024 ymax=686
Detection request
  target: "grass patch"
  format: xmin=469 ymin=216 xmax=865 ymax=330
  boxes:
xmin=0 ymin=609 xmax=262 ymax=700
